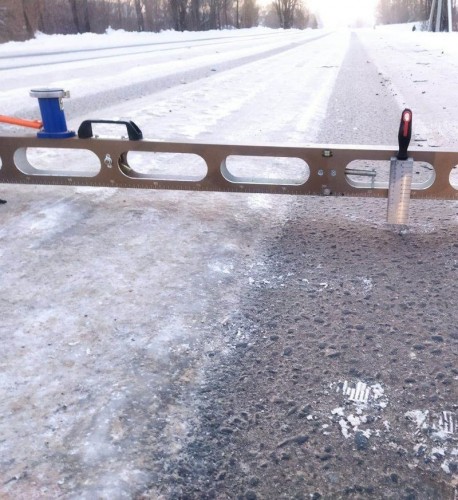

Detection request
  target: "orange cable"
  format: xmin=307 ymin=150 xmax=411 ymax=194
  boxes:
xmin=0 ymin=115 xmax=43 ymax=129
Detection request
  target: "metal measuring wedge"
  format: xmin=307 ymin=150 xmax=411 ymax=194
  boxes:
xmin=387 ymin=109 xmax=414 ymax=225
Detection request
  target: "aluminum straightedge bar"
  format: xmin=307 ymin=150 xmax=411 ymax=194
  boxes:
xmin=0 ymin=135 xmax=457 ymax=204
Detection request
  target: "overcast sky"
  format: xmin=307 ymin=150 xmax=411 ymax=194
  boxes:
xmin=310 ymin=0 xmax=377 ymax=28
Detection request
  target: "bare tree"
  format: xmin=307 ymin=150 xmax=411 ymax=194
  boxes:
xmin=88 ymin=0 xmax=111 ymax=33
xmin=0 ymin=0 xmax=43 ymax=41
xmin=21 ymin=0 xmax=36 ymax=37
xmin=235 ymin=0 xmax=240 ymax=27
xmin=170 ymin=0 xmax=188 ymax=30
xmin=0 ymin=0 xmax=24 ymax=41
xmin=134 ymin=0 xmax=145 ymax=30
xmin=208 ymin=0 xmax=218 ymax=28
xmin=143 ymin=0 xmax=170 ymax=31
xmin=69 ymin=0 xmax=90 ymax=33
xmin=291 ymin=1 xmax=308 ymax=28
xmin=375 ymin=0 xmax=453 ymax=25
xmin=240 ymin=0 xmax=258 ymax=27
xmin=189 ymin=0 xmax=200 ymax=29
xmin=273 ymin=0 xmax=298 ymax=28
xmin=0 ymin=0 xmax=269 ymax=41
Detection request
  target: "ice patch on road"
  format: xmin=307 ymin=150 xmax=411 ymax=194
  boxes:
xmin=361 ymin=277 xmax=373 ymax=293
xmin=335 ymin=410 xmax=374 ymax=441
xmin=208 ymin=261 xmax=233 ymax=274
xmin=0 ymin=199 xmax=85 ymax=245
xmin=338 ymin=418 xmax=351 ymax=439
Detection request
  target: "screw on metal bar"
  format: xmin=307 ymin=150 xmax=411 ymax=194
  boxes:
xmin=104 ymin=154 xmax=113 ymax=168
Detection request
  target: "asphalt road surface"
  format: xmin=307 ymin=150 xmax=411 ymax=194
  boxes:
xmin=0 ymin=29 xmax=457 ymax=499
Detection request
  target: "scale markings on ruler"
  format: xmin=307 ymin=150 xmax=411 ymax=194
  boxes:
xmin=387 ymin=157 xmax=414 ymax=224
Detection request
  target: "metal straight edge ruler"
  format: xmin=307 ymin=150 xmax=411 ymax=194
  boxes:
xmin=1 ymin=111 xmax=458 ymax=224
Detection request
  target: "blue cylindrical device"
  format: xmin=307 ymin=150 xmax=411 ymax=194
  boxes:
xmin=29 ymin=88 xmax=75 ymax=139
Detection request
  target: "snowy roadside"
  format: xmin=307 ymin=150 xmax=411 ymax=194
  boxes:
xmin=0 ymin=27 xmax=303 ymax=56
xmin=357 ymin=27 xmax=458 ymax=148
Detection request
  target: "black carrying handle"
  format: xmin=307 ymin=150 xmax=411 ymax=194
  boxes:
xmin=397 ymin=108 xmax=412 ymax=160
xmin=78 ymin=119 xmax=143 ymax=141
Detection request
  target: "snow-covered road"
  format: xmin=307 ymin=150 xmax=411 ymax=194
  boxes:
xmin=2 ymin=26 xmax=457 ymax=145
xmin=0 ymin=26 xmax=457 ymax=498
xmin=0 ymin=28 xmax=331 ymax=121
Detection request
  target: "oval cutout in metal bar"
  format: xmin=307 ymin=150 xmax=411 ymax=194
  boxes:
xmin=122 ymin=151 xmax=207 ymax=182
xmin=222 ymin=155 xmax=309 ymax=185
xmin=450 ymin=166 xmax=458 ymax=190
xmin=345 ymin=159 xmax=435 ymax=190
xmin=14 ymin=148 xmax=100 ymax=177
xmin=411 ymin=161 xmax=436 ymax=190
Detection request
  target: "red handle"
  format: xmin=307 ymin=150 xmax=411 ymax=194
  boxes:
xmin=397 ymin=108 xmax=412 ymax=160
xmin=402 ymin=109 xmax=412 ymax=138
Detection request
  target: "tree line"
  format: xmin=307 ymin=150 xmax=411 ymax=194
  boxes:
xmin=1 ymin=0 xmax=456 ymax=44
xmin=377 ymin=0 xmax=457 ymax=27
xmin=0 ymin=0 xmax=312 ymax=43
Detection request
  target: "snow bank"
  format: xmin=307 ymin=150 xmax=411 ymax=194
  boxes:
xmin=0 ymin=27 xmax=295 ymax=56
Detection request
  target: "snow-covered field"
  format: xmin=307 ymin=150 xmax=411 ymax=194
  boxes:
xmin=0 ymin=25 xmax=457 ymax=498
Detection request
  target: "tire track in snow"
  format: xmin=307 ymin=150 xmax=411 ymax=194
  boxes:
xmin=0 ymin=31 xmax=313 ymax=66
xmin=319 ymin=31 xmax=402 ymax=146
